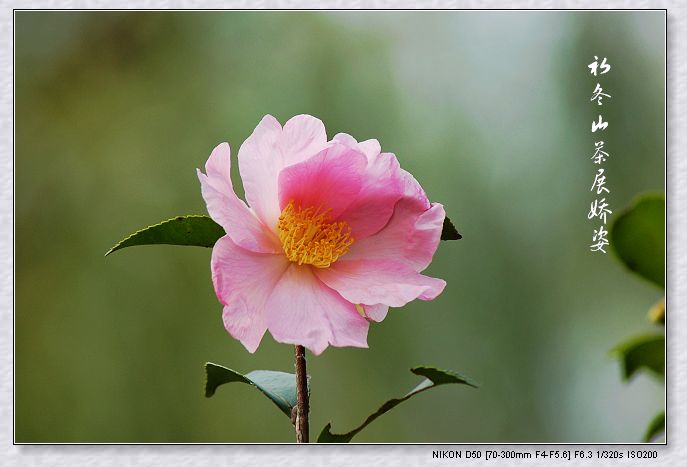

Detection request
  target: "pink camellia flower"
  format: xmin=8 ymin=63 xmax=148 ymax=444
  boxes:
xmin=197 ymin=115 xmax=446 ymax=355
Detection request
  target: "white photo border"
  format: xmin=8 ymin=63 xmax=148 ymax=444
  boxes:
xmin=3 ymin=1 xmax=682 ymax=466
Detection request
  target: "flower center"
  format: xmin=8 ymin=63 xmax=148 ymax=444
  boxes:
xmin=277 ymin=201 xmax=354 ymax=268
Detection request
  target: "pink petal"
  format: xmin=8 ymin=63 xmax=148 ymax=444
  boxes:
xmin=357 ymin=139 xmax=382 ymax=160
xmin=238 ymin=115 xmax=328 ymax=231
xmin=336 ymin=151 xmax=404 ymax=239
xmin=333 ymin=133 xmax=381 ymax=161
xmin=281 ymin=115 xmax=328 ymax=163
xmin=237 ymin=116 xmax=284 ymax=231
xmin=329 ymin=134 xmax=403 ymax=239
xmin=198 ymin=142 xmax=280 ymax=253
xmin=363 ymin=304 xmax=389 ymax=322
xmin=211 ymin=235 xmax=290 ymax=353
xmin=315 ymin=259 xmax=446 ymax=308
xmin=332 ymin=132 xmax=357 ymax=147
xmin=344 ymin=169 xmax=445 ymax=271
xmin=264 ymin=265 xmax=369 ymax=355
xmin=277 ymin=143 xmax=367 ymax=219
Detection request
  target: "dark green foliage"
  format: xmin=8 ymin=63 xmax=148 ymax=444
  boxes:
xmin=105 ymin=216 xmax=226 ymax=256
xmin=441 ymin=216 xmax=462 ymax=240
xmin=317 ymin=366 xmax=477 ymax=443
xmin=205 ymin=363 xmax=304 ymax=418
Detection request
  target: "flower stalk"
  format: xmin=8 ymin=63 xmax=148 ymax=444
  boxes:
xmin=294 ymin=345 xmax=309 ymax=443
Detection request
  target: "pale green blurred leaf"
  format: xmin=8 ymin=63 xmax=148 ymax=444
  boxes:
xmin=610 ymin=194 xmax=664 ymax=288
xmin=612 ymin=334 xmax=664 ymax=380
xmin=643 ymin=411 xmax=664 ymax=442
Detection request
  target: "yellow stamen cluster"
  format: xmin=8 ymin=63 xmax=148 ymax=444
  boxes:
xmin=277 ymin=201 xmax=354 ymax=268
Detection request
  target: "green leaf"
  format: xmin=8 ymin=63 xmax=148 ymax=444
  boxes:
xmin=441 ymin=216 xmax=462 ymax=240
xmin=107 ymin=210 xmax=459 ymax=257
xmin=610 ymin=194 xmax=664 ymax=288
xmin=317 ymin=366 xmax=477 ymax=443
xmin=105 ymin=215 xmax=225 ymax=256
xmin=204 ymin=362 xmax=304 ymax=418
xmin=612 ymin=334 xmax=664 ymax=380
xmin=643 ymin=411 xmax=665 ymax=442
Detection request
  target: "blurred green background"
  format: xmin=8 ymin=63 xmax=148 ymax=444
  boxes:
xmin=15 ymin=11 xmax=664 ymax=442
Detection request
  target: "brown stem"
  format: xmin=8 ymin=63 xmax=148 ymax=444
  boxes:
xmin=294 ymin=345 xmax=309 ymax=443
